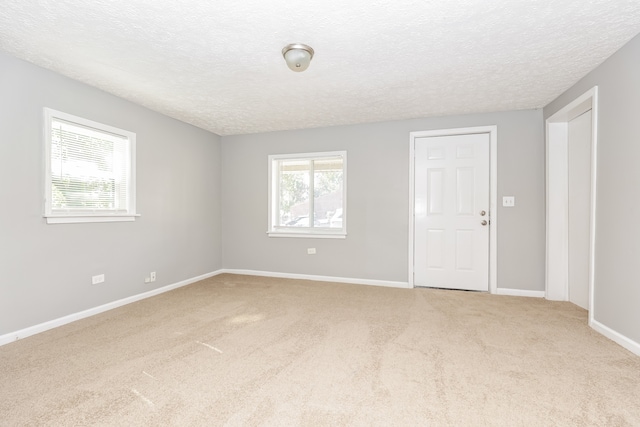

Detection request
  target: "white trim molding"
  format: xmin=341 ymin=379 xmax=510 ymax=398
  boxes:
xmin=408 ymin=126 xmax=498 ymax=293
xmin=219 ymin=269 xmax=411 ymax=289
xmin=0 ymin=270 xmax=223 ymax=347
xmin=0 ymin=269 xmax=410 ymax=347
xmin=267 ymin=151 xmax=347 ymax=239
xmin=2 ymin=269 xmax=590 ymax=351
xmin=43 ymin=107 xmax=138 ymax=224
xmin=545 ymin=87 xmax=598 ymax=324
xmin=590 ymin=319 xmax=640 ymax=357
xmin=496 ymin=288 xmax=545 ymax=298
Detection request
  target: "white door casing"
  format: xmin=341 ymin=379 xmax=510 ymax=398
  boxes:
xmin=409 ymin=126 xmax=497 ymax=293
xmin=568 ymin=110 xmax=592 ymax=310
xmin=546 ymin=87 xmax=598 ymax=322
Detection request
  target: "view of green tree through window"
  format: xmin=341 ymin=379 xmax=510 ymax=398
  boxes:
xmin=269 ymin=152 xmax=346 ymax=237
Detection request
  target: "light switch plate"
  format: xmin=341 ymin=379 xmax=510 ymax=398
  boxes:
xmin=502 ymin=196 xmax=515 ymax=207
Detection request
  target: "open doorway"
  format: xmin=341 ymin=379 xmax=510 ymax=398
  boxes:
xmin=546 ymin=87 xmax=598 ymax=320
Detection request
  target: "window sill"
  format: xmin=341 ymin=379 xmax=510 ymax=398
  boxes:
xmin=267 ymin=230 xmax=346 ymax=239
xmin=45 ymin=214 xmax=140 ymax=224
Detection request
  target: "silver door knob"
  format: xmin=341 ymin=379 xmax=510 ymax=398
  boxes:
xmin=480 ymin=210 xmax=486 ymax=216
xmin=481 ymin=220 xmax=488 ymax=226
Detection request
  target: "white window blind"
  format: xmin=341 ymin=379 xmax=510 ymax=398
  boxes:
xmin=44 ymin=108 xmax=137 ymax=224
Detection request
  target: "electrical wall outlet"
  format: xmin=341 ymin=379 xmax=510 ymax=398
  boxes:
xmin=307 ymin=248 xmax=316 ymax=255
xmin=92 ymin=274 xmax=105 ymax=285
xmin=144 ymin=277 xmax=151 ymax=283
xmin=150 ymin=271 xmax=156 ymax=282
xmin=502 ymin=196 xmax=516 ymax=207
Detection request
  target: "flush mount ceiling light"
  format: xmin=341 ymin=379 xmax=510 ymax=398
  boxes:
xmin=282 ymin=43 xmax=314 ymax=72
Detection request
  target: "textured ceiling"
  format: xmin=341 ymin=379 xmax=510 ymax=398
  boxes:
xmin=2 ymin=1 xmax=640 ymax=136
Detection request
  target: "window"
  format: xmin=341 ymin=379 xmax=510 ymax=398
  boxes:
xmin=43 ymin=108 xmax=137 ymax=224
xmin=268 ymin=151 xmax=347 ymax=238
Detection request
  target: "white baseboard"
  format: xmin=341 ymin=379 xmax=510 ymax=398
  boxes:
xmin=0 ymin=269 xmax=225 ymax=347
xmin=496 ymin=288 xmax=546 ymax=298
xmin=6 ymin=269 xmax=637 ymax=358
xmin=590 ymin=318 xmax=640 ymax=357
xmin=2 ymin=271 xmax=563 ymax=348
xmin=218 ymin=269 xmax=411 ymax=289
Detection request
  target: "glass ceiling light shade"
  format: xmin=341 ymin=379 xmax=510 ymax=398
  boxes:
xmin=282 ymin=43 xmax=314 ymax=72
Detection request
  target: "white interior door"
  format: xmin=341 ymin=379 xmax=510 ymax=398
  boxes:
xmin=568 ymin=109 xmax=592 ymax=310
xmin=414 ymin=133 xmax=490 ymax=291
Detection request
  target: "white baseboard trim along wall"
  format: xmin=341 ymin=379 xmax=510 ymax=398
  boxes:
xmin=496 ymin=288 xmax=546 ymax=298
xmin=591 ymin=319 xmax=640 ymax=357
xmin=3 ymin=270 xmax=638 ymax=358
xmin=0 ymin=269 xmax=409 ymax=347
xmin=218 ymin=269 xmax=412 ymax=289
xmin=0 ymin=270 xmax=222 ymax=347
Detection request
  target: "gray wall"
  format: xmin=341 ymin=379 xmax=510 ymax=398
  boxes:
xmin=544 ymin=33 xmax=640 ymax=344
xmin=0 ymin=50 xmax=548 ymax=337
xmin=0 ymin=52 xmax=222 ymax=335
xmin=221 ymin=110 xmax=545 ymax=290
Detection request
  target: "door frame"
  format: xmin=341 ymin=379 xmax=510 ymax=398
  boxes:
xmin=545 ymin=87 xmax=598 ymax=322
xmin=409 ymin=126 xmax=498 ymax=293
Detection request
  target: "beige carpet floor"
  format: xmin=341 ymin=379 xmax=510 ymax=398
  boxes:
xmin=1 ymin=274 xmax=639 ymax=426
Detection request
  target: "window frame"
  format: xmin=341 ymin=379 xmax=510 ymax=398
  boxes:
xmin=43 ymin=108 xmax=138 ymax=224
xmin=268 ymin=151 xmax=347 ymax=239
